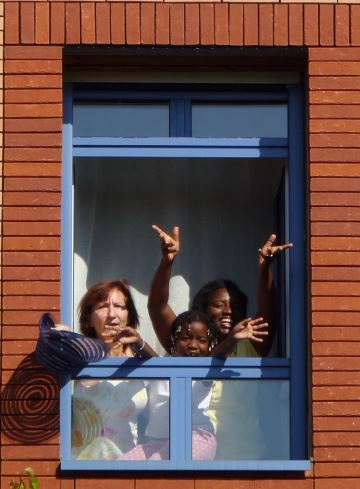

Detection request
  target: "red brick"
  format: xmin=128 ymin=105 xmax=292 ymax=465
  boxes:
xmin=170 ymin=4 xmax=185 ymax=46
xmin=141 ymin=3 xmax=155 ymax=45
xmin=310 ymin=76 xmax=360 ymax=90
xmin=229 ymin=4 xmax=243 ymax=46
xmin=66 ymin=3 xmax=81 ymax=45
xmin=3 ymin=191 xmax=60 ymax=207
xmin=312 ymin=280 xmax=360 ymax=294
xmin=313 ymin=325 xmax=360 ymax=342
xmin=313 ymin=341 xmax=360 ymax=356
xmin=5 ymin=131 xmax=62 ymax=145
xmin=313 ymin=311 xmax=360 ymax=326
xmin=311 ymin=207 xmax=360 ymax=221
xmin=215 ymin=4 xmax=229 ymax=46
xmin=311 ymin=148 xmax=360 ymax=163
xmin=314 ymin=356 xmax=360 ymax=371
xmin=274 ymin=4 xmax=288 ymax=47
xmin=351 ymin=5 xmax=360 ymax=46
xmin=311 ymin=236 xmax=360 ymax=250
xmin=5 ymin=75 xmax=63 ymax=89
xmin=2 ymin=478 xmax=60 ymax=489
xmin=258 ymin=4 xmax=273 ymax=47
xmin=76 ymin=481 xmax=134 ymax=489
xmin=196 ymin=481 xmax=253 ymax=489
xmin=138 ymin=482 xmax=192 ymax=489
xmin=313 ymin=387 xmax=360 ymax=402
xmin=2 ymin=340 xmax=39 ymax=354
xmin=244 ymin=4 xmax=258 ymax=46
xmin=311 ymin=193 xmax=360 ymax=207
xmin=310 ymin=119 xmax=360 ymax=133
xmin=315 ymin=447 xmax=360 ymax=462
xmin=316 ymin=432 xmax=360 ymax=449
xmin=5 ymin=46 xmax=62 ymax=60
xmin=313 ymin=371 xmax=360 ymax=385
xmin=315 ymin=462 xmax=360 ymax=478
xmin=3 ymin=207 xmax=60 ymax=221
xmin=312 ymin=252 xmax=360 ymax=267
xmin=5 ymin=2 xmax=20 ymax=45
xmin=3 ymin=325 xmax=38 ymax=339
xmin=3 ymin=266 xmax=60 ymax=281
xmin=310 ymin=165 xmax=360 ymax=178
xmin=5 ymin=60 xmax=62 ymax=75
xmin=4 ymin=148 xmax=61 ymax=163
xmin=35 ymin=2 xmax=50 ymax=45
xmin=319 ymin=4 xmax=334 ymax=47
xmin=5 ymin=103 xmax=62 ymax=118
xmin=316 ymin=479 xmax=360 ymax=489
xmin=314 ymin=402 xmax=360 ymax=417
xmin=312 ymin=267 xmax=360 ymax=281
xmin=311 ymin=90 xmax=360 ymax=104
xmin=1 ymin=461 xmax=59 ymax=477
xmin=4 ymin=163 xmax=61 ymax=178
xmin=3 ymin=252 xmax=60 ymax=267
xmin=311 ymin=107 xmax=360 ymax=120
xmin=20 ymin=2 xmax=35 ymax=44
xmin=200 ymin=4 xmax=214 ymax=46
xmin=126 ymin=3 xmax=140 ymax=45
xmin=3 ymin=237 xmax=60 ymax=252
xmin=312 ymin=222 xmax=360 ymax=236
xmin=3 ymin=296 xmax=60 ymax=310
xmin=335 ymin=4 xmax=350 ymax=47
xmin=310 ymin=134 xmax=360 ymax=148
xmin=309 ymin=47 xmax=360 ymax=61
xmin=309 ymin=61 xmax=360 ymax=76
xmin=304 ymin=4 xmax=318 ymax=46
xmin=3 ymin=280 xmax=60 ymax=295
xmin=4 ymin=177 xmax=60 ymax=192
xmin=50 ymin=2 xmax=65 ymax=45
xmin=254 ymin=481 xmax=312 ymax=489
xmin=96 ymin=2 xmax=110 ymax=45
xmin=289 ymin=4 xmax=303 ymax=46
xmin=3 ymin=222 xmax=60 ymax=236
xmin=81 ymin=3 xmax=95 ymax=45
xmin=111 ymin=3 xmax=125 ymax=45
xmin=1 ymin=445 xmax=59 ymax=461
xmin=314 ymin=417 xmax=360 ymax=431
xmin=155 ymin=4 xmax=169 ymax=45
xmin=185 ymin=3 xmax=199 ymax=46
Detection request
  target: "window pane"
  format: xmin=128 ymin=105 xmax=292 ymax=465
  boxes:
xmin=193 ymin=379 xmax=289 ymax=460
xmin=71 ymin=379 xmax=170 ymax=460
xmin=73 ymin=103 xmax=169 ymax=137
xmin=192 ymin=104 xmax=287 ymax=138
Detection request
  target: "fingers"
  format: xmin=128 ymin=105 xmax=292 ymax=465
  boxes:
xmin=172 ymin=226 xmax=180 ymax=244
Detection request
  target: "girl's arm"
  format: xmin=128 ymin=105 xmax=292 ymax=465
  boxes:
xmin=147 ymin=225 xmax=180 ymax=353
xmin=253 ymin=234 xmax=293 ymax=356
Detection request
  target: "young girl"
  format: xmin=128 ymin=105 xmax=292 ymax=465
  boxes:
xmin=121 ymin=310 xmax=218 ymax=461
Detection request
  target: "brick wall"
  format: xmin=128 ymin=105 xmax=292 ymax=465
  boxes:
xmin=2 ymin=2 xmax=360 ymax=489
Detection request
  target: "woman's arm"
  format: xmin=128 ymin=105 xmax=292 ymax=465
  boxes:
xmin=212 ymin=317 xmax=268 ymax=358
xmin=253 ymin=234 xmax=293 ymax=356
xmin=147 ymin=225 xmax=180 ymax=353
xmin=116 ymin=326 xmax=158 ymax=358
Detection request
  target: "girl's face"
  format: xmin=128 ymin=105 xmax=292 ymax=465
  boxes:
xmin=206 ymin=287 xmax=245 ymax=338
xmin=90 ymin=288 xmax=129 ymax=342
xmin=175 ymin=321 xmax=210 ymax=357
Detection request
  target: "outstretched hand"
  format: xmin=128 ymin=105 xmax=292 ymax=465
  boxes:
xmin=152 ymin=224 xmax=180 ymax=263
xmin=231 ymin=317 xmax=268 ymax=343
xmin=258 ymin=234 xmax=293 ymax=266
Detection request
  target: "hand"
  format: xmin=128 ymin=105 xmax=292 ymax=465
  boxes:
xmin=152 ymin=224 xmax=180 ymax=263
xmin=116 ymin=326 xmax=143 ymax=348
xmin=258 ymin=234 xmax=293 ymax=267
xmin=230 ymin=317 xmax=268 ymax=343
xmin=53 ymin=324 xmax=70 ymax=332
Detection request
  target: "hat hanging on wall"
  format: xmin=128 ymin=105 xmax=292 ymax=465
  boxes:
xmin=35 ymin=313 xmax=109 ymax=375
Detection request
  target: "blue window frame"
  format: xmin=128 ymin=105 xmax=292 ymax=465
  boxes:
xmin=61 ymin=83 xmax=308 ymax=471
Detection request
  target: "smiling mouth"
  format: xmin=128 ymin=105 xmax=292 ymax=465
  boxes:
xmin=220 ymin=318 xmax=233 ymax=329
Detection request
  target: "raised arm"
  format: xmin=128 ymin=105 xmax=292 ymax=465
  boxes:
xmin=147 ymin=225 xmax=180 ymax=353
xmin=254 ymin=233 xmax=293 ymax=356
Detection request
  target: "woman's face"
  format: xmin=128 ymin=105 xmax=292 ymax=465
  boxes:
xmin=175 ymin=321 xmax=210 ymax=357
xmin=206 ymin=287 xmax=245 ymax=338
xmin=90 ymin=288 xmax=129 ymax=342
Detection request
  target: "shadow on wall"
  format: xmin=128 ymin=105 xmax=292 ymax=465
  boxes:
xmin=1 ymin=354 xmax=59 ymax=443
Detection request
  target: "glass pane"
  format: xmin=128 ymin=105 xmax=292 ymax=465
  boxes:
xmin=192 ymin=104 xmax=287 ymax=138
xmin=71 ymin=379 xmax=170 ymax=460
xmin=192 ymin=379 xmax=289 ymax=460
xmin=73 ymin=103 xmax=169 ymax=137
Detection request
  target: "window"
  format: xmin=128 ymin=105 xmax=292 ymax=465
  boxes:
xmin=61 ymin=82 xmax=308 ymax=471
